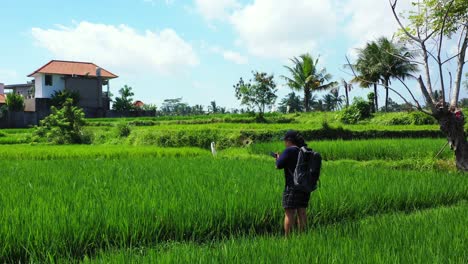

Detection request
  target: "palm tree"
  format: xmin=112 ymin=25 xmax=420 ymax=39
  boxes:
xmin=322 ymin=88 xmax=345 ymax=111
xmin=283 ymin=54 xmax=338 ymax=112
xmin=351 ymin=41 xmax=381 ymax=111
xmin=352 ymin=38 xmax=418 ymax=112
xmin=376 ymin=37 xmax=418 ymax=112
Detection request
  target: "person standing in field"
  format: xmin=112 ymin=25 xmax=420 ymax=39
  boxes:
xmin=275 ymin=130 xmax=311 ymax=236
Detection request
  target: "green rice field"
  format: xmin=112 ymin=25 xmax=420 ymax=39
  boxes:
xmin=0 ymin=113 xmax=466 ymax=263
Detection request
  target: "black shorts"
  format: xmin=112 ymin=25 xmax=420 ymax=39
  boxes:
xmin=282 ymin=186 xmax=311 ymax=209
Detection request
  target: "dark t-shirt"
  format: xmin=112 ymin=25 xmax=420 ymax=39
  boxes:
xmin=276 ymin=146 xmax=299 ymax=188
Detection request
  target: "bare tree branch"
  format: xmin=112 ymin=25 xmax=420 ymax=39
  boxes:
xmin=394 ymin=76 xmax=424 ymax=109
xmin=383 ymin=49 xmax=425 ymax=65
xmin=417 ymin=75 xmax=437 ymax=112
xmin=451 ymin=25 xmax=468 ymax=106
xmin=389 ymin=0 xmax=422 ymax=43
xmin=389 ymin=0 xmax=435 ymax=103
xmin=442 ymin=53 xmax=461 ymax=65
xmin=436 ymin=0 xmax=455 ymax=104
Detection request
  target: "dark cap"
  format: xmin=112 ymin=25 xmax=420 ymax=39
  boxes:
xmin=282 ymin=130 xmax=298 ymax=141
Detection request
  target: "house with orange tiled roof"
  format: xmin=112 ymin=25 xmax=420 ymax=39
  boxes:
xmin=25 ymin=60 xmax=118 ymax=112
xmin=134 ymin=100 xmax=145 ymax=108
xmin=0 ymin=83 xmax=5 ymax=106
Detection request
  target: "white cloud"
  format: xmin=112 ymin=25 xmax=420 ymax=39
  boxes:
xmin=195 ymin=0 xmax=240 ymax=21
xmin=222 ymin=50 xmax=248 ymax=65
xmin=229 ymin=0 xmax=338 ymax=59
xmin=143 ymin=0 xmax=174 ymax=6
xmin=31 ymin=21 xmax=199 ymax=76
xmin=210 ymin=46 xmax=248 ymax=64
xmin=344 ymin=0 xmax=413 ymax=55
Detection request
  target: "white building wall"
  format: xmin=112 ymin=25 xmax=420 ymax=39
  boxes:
xmin=0 ymin=83 xmax=4 ymax=94
xmin=34 ymin=75 xmax=43 ymax=98
xmin=34 ymin=73 xmax=65 ymax=98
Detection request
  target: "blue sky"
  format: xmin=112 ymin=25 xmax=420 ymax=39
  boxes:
xmin=0 ymin=0 xmax=466 ymax=109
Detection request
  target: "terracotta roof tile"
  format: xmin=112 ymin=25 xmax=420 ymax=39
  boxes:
xmin=134 ymin=100 xmax=145 ymax=107
xmin=28 ymin=60 xmax=118 ymax=79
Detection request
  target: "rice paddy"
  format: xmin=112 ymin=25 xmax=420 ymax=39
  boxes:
xmin=0 ymin=115 xmax=466 ymax=263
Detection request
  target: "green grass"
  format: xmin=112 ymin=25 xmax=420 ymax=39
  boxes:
xmin=88 ymin=202 xmax=467 ymax=264
xmin=0 ymin=111 xmax=447 ymax=147
xmin=244 ymin=138 xmax=452 ymax=160
xmin=0 ymin=145 xmax=209 ymax=160
xmin=0 ymin=157 xmax=466 ymax=262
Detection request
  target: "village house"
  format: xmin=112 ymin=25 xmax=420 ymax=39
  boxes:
xmin=3 ymin=83 xmax=34 ymax=99
xmin=0 ymin=83 xmax=5 ymax=106
xmin=25 ymin=60 xmax=118 ymax=113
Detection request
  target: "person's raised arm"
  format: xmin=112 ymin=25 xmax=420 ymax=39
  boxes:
xmin=276 ymin=149 xmax=290 ymax=169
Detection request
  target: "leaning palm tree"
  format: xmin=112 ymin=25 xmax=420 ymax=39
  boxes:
xmin=283 ymin=54 xmax=338 ymax=112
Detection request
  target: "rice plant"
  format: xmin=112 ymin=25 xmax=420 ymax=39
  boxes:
xmin=0 ymin=157 xmax=466 ymax=262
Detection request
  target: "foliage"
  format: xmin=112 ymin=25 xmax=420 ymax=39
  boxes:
xmin=0 ymin=105 xmax=7 ymax=119
xmin=234 ymin=71 xmax=278 ymax=115
xmin=459 ymin=98 xmax=468 ymax=108
xmin=33 ymin=99 xmax=88 ymax=144
xmin=322 ymin=88 xmax=344 ymax=111
xmin=208 ymin=101 xmax=226 ymax=114
xmin=278 ymin=92 xmax=303 ymax=113
xmin=113 ymin=85 xmax=135 ymax=111
xmin=406 ymin=0 xmax=468 ymax=36
xmin=141 ymin=104 xmax=157 ymax=112
xmin=379 ymin=98 xmax=412 ymax=112
xmin=340 ymin=98 xmax=372 ymax=124
xmin=352 ymin=37 xmax=418 ymax=112
xmin=116 ymin=123 xmax=131 ymax=137
xmin=160 ymin=98 xmax=195 ymax=115
xmin=50 ymin=89 xmax=80 ymax=108
xmin=283 ymin=54 xmax=337 ymax=111
xmin=395 ymin=0 xmax=468 ymax=108
xmin=5 ymin=93 xmax=24 ymax=112
xmin=371 ymin=112 xmax=437 ymax=126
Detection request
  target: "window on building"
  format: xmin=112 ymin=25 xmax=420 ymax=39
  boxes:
xmin=45 ymin=75 xmax=53 ymax=86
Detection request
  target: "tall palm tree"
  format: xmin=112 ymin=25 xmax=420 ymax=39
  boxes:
xmin=352 ymin=38 xmax=418 ymax=112
xmin=283 ymin=54 xmax=337 ymax=112
xmin=352 ymin=41 xmax=381 ymax=111
xmin=376 ymin=37 xmax=418 ymax=112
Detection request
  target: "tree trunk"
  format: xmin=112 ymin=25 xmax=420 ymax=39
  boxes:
xmin=373 ymin=83 xmax=378 ymax=112
xmin=437 ymin=110 xmax=468 ymax=171
xmin=345 ymin=82 xmax=349 ymax=108
xmin=384 ymin=79 xmax=389 ymax=112
xmin=304 ymin=87 xmax=311 ymax=112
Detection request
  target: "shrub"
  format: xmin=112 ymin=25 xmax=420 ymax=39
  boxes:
xmin=340 ymin=98 xmax=372 ymax=124
xmin=386 ymin=113 xmax=413 ymax=125
xmin=371 ymin=112 xmax=438 ymax=126
xmin=6 ymin=93 xmax=24 ymax=111
xmin=116 ymin=123 xmax=131 ymax=137
xmin=410 ymin=111 xmax=437 ymax=125
xmin=50 ymin=90 xmax=80 ymax=108
xmin=33 ymin=99 xmax=87 ymax=144
xmin=0 ymin=105 xmax=7 ymax=119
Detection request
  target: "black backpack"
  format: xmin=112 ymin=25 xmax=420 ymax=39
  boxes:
xmin=293 ymin=146 xmax=322 ymax=192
